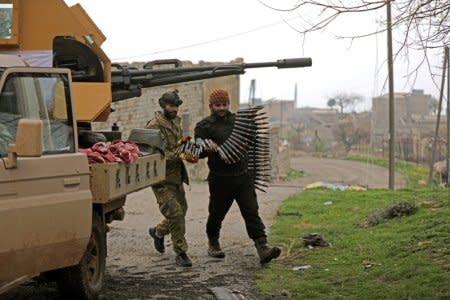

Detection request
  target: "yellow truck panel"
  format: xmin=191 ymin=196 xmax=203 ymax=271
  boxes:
xmin=0 ymin=0 xmax=113 ymax=122
xmin=71 ymin=82 xmax=111 ymax=122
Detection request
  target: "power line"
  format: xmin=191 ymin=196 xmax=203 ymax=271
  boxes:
xmin=111 ymin=16 xmax=300 ymax=62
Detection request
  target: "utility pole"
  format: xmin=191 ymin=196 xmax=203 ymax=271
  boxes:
xmin=248 ymin=79 xmax=256 ymax=106
xmin=280 ymin=100 xmax=284 ymax=138
xmin=428 ymin=49 xmax=448 ymax=184
xmin=387 ymin=0 xmax=395 ymax=189
xmin=447 ymin=47 xmax=450 ymax=186
xmin=294 ymin=83 xmax=298 ymax=107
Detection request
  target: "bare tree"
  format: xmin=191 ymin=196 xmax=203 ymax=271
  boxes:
xmin=327 ymin=92 xmax=364 ymax=113
xmin=259 ymin=0 xmax=449 ymax=82
xmin=332 ymin=113 xmax=370 ymax=154
xmin=429 ymin=96 xmax=439 ymax=115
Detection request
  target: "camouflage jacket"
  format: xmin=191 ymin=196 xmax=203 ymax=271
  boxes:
xmin=145 ymin=111 xmax=189 ymax=185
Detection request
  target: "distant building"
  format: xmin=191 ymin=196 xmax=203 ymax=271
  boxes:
xmin=371 ymin=89 xmax=433 ymax=145
xmin=292 ymin=107 xmax=339 ymax=152
xmin=262 ymin=99 xmax=296 ymax=124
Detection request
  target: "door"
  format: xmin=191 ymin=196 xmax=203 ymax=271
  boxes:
xmin=0 ymin=67 xmax=92 ymax=280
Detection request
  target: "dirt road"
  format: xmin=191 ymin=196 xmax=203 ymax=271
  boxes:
xmin=2 ymin=157 xmax=405 ymax=300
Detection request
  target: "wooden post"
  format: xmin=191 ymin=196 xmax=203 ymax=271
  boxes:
xmin=428 ymin=49 xmax=448 ymax=184
xmin=446 ymin=47 xmax=450 ymax=186
xmin=387 ymin=0 xmax=395 ymax=189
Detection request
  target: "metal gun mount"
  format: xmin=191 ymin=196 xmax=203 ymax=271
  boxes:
xmin=52 ymin=36 xmax=311 ymax=121
xmin=110 ymin=57 xmax=312 ymax=101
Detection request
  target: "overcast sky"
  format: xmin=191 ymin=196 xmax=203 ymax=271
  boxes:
xmin=64 ymin=0 xmax=444 ymax=110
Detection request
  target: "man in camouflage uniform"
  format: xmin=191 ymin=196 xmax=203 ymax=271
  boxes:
xmin=145 ymin=90 xmax=194 ymax=267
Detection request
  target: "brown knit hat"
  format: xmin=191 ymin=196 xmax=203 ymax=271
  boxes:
xmin=209 ymin=89 xmax=230 ymax=104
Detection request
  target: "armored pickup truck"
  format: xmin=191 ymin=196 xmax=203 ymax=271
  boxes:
xmin=0 ymin=53 xmax=166 ymax=299
xmin=0 ymin=0 xmax=311 ymax=299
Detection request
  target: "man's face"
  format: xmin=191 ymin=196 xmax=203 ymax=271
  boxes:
xmin=210 ymin=101 xmax=230 ymax=117
xmin=163 ymin=104 xmax=179 ymax=119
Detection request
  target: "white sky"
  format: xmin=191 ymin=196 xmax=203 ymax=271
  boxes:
xmin=64 ymin=0 xmax=444 ymax=111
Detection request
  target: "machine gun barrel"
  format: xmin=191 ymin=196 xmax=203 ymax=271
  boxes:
xmin=242 ymin=58 xmax=312 ymax=69
xmin=111 ymin=57 xmax=312 ymax=102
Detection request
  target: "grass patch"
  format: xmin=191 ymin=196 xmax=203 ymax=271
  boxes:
xmin=258 ymin=188 xmax=450 ymax=299
xmin=347 ymin=155 xmax=433 ymax=189
xmin=287 ymin=169 xmax=305 ymax=180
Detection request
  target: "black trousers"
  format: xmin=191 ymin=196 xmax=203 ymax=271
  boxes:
xmin=206 ymin=173 xmax=266 ymax=241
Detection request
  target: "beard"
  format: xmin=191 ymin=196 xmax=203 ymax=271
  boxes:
xmin=164 ymin=110 xmax=177 ymax=119
xmin=213 ymin=110 xmax=228 ymax=118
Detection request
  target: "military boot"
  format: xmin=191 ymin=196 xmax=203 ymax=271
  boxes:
xmin=254 ymin=237 xmax=281 ymax=264
xmin=175 ymin=253 xmax=192 ymax=267
xmin=149 ymin=227 xmax=165 ymax=253
xmin=208 ymin=239 xmax=225 ymax=258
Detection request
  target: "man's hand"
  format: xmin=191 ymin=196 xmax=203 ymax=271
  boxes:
xmin=177 ymin=136 xmax=192 ymax=145
xmin=185 ymin=153 xmax=199 ymax=163
xmin=179 ymin=153 xmax=199 ymax=163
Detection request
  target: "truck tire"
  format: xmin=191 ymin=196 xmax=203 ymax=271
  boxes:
xmin=56 ymin=212 xmax=106 ymax=300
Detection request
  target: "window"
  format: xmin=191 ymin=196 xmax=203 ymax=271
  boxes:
xmin=0 ymin=72 xmax=75 ymax=157
xmin=0 ymin=1 xmax=19 ymax=45
xmin=0 ymin=3 xmax=13 ymax=40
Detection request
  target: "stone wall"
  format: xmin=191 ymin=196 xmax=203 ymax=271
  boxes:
xmin=269 ymin=125 xmax=290 ymax=180
xmin=92 ymin=82 xmax=204 ymax=139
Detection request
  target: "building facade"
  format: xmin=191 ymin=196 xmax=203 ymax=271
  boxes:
xmin=371 ymin=89 xmax=433 ymax=146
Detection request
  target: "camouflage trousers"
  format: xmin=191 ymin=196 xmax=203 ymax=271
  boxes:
xmin=151 ymin=183 xmax=188 ymax=254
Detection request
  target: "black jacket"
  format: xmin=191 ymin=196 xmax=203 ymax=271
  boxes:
xmin=195 ymin=112 xmax=248 ymax=176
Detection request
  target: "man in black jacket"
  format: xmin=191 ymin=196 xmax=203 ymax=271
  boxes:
xmin=194 ymin=88 xmax=281 ymax=264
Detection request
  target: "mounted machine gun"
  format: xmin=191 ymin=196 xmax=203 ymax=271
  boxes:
xmin=109 ymin=57 xmax=312 ymax=101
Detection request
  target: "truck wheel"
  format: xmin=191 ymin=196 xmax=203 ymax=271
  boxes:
xmin=56 ymin=212 xmax=106 ymax=300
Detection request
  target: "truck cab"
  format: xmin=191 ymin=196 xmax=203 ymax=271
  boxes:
xmin=0 ymin=55 xmax=94 ymax=293
xmin=0 ymin=53 xmax=166 ymax=299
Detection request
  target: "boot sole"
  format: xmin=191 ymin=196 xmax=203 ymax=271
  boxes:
xmin=176 ymin=262 xmax=193 ymax=267
xmin=208 ymin=251 xmax=225 ymax=259
xmin=260 ymin=248 xmax=281 ymax=264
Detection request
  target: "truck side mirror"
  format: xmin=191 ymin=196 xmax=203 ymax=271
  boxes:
xmin=5 ymin=119 xmax=43 ymax=169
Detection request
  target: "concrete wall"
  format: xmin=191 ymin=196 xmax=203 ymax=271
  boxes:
xmin=92 ymin=82 xmax=203 ymax=139
xmin=263 ymin=99 xmax=296 ymax=124
xmin=269 ymin=125 xmax=290 ymax=179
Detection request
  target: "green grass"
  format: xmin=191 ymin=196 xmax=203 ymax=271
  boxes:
xmin=347 ymin=155 xmax=433 ymax=189
xmin=258 ymin=188 xmax=450 ymax=299
xmin=287 ymin=169 xmax=305 ymax=180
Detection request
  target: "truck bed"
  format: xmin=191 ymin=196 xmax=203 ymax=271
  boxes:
xmin=90 ymin=153 xmax=165 ymax=203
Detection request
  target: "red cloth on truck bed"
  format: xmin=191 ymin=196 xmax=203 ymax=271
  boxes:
xmin=79 ymin=140 xmax=139 ymax=164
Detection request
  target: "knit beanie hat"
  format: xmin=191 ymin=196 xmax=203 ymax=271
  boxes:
xmin=208 ymin=89 xmax=230 ymax=104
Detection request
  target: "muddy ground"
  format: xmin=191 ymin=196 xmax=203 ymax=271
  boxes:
xmin=1 ymin=156 xmax=405 ymax=300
